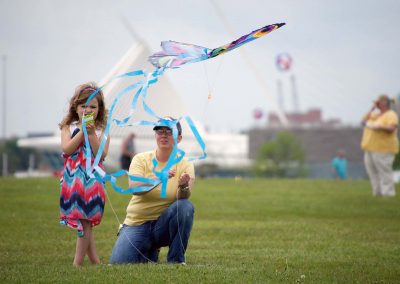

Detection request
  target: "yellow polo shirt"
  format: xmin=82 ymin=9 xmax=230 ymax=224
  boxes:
xmin=124 ymin=150 xmax=195 ymax=226
xmin=361 ymin=110 xmax=399 ymax=154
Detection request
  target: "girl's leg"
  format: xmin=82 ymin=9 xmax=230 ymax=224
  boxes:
xmin=86 ymin=225 xmax=101 ymax=264
xmin=73 ymin=220 xmax=91 ymax=267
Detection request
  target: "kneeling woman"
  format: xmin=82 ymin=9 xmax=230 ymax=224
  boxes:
xmin=110 ymin=118 xmax=195 ymax=264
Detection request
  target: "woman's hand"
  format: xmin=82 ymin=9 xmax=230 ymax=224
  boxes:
xmin=362 ymin=103 xmax=378 ymax=125
xmin=178 ymin=172 xmax=191 ymax=188
xmin=177 ymin=172 xmax=192 ymax=200
xmin=168 ymin=169 xmax=176 ymax=179
xmin=370 ymin=102 xmax=377 ymax=112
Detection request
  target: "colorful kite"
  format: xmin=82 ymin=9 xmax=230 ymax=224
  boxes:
xmin=148 ymin=23 xmax=285 ymax=69
xmin=84 ymin=23 xmax=285 ymax=197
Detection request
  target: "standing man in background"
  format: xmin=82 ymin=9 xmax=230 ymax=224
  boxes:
xmin=120 ymin=132 xmax=136 ymax=170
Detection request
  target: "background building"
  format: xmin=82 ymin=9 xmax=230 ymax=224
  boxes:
xmin=249 ymin=126 xmax=366 ymax=179
xmin=249 ymin=107 xmax=370 ymax=179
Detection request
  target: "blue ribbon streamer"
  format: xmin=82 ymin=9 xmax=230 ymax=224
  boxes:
xmin=81 ymin=66 xmax=206 ymax=197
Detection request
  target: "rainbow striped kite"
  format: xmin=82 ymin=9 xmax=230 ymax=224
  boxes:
xmin=148 ymin=23 xmax=285 ymax=69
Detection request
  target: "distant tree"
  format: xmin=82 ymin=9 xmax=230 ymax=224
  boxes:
xmin=0 ymin=138 xmax=37 ymax=174
xmin=253 ymin=131 xmax=307 ymax=178
xmin=196 ymin=163 xmax=219 ymax=179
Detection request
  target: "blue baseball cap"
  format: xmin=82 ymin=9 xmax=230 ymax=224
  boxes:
xmin=153 ymin=117 xmax=182 ymax=135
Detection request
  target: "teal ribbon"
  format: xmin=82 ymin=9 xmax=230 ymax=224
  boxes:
xmin=81 ymin=67 xmax=206 ymax=197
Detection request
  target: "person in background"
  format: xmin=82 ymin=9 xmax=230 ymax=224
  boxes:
xmin=120 ymin=132 xmax=136 ymax=170
xmin=331 ymin=149 xmax=348 ymax=180
xmin=361 ymin=94 xmax=399 ymax=197
xmin=110 ymin=117 xmax=195 ymax=265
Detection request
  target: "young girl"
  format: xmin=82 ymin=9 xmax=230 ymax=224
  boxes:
xmin=59 ymin=82 xmax=110 ymax=267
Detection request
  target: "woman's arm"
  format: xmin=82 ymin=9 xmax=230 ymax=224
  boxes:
xmin=367 ymin=124 xmax=397 ymax=133
xmin=127 ymin=155 xmax=157 ymax=195
xmin=361 ymin=104 xmax=377 ymax=125
xmin=365 ymin=111 xmax=398 ymax=133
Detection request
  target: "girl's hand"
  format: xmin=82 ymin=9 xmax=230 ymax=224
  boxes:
xmin=85 ymin=122 xmax=96 ymax=135
xmin=83 ymin=110 xmax=96 ymax=135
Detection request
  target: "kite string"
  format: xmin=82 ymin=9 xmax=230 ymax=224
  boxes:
xmin=175 ymin=189 xmax=187 ymax=264
xmin=200 ymin=57 xmax=224 ymax=123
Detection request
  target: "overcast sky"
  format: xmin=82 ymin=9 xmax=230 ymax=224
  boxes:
xmin=1 ymin=0 xmax=400 ymax=137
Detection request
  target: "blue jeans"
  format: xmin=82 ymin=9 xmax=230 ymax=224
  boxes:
xmin=109 ymin=199 xmax=194 ymax=264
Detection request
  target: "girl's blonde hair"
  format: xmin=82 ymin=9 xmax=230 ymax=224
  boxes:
xmin=59 ymin=82 xmax=107 ymax=130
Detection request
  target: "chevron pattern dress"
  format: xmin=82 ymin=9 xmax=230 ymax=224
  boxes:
xmin=59 ymin=124 xmax=106 ymax=237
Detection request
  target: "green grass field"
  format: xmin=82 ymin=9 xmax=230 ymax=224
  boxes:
xmin=0 ymin=177 xmax=399 ymax=283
